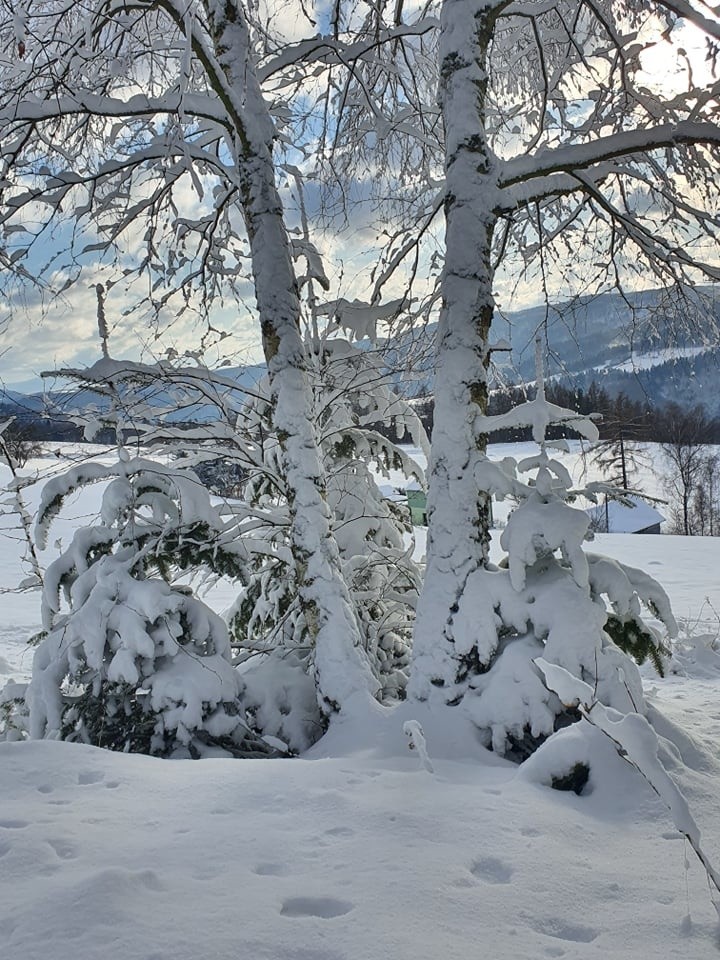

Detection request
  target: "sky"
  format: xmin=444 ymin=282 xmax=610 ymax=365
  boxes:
xmin=0 ymin=6 xmax=715 ymax=393
xmin=0 ymin=271 xmax=266 ymax=392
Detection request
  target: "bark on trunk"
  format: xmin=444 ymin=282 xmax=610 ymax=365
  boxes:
xmin=205 ymin=0 xmax=380 ymax=713
xmin=409 ymin=0 xmax=499 ymax=699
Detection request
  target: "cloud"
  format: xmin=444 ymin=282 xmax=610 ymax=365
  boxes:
xmin=0 ymin=262 xmax=265 ymax=389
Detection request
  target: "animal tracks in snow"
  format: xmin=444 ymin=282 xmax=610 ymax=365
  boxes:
xmin=46 ymin=838 xmax=78 ymax=861
xmin=527 ymin=916 xmax=599 ymax=945
xmin=74 ymin=769 xmax=121 ymax=790
xmin=280 ymin=897 xmax=354 ymax=919
xmin=323 ymin=826 xmax=354 ymax=839
xmin=252 ymin=862 xmax=289 ymax=877
xmin=470 ymin=856 xmax=513 ymax=884
xmin=77 ymin=770 xmax=105 ymax=785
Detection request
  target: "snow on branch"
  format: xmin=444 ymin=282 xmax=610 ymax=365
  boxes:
xmin=0 ymin=91 xmax=227 ymax=127
xmin=258 ymin=18 xmax=441 ymax=82
xmin=316 ymin=298 xmax=407 ymax=341
xmin=477 ymin=398 xmax=599 ymax=444
xmin=499 ymin=121 xmax=720 ymax=190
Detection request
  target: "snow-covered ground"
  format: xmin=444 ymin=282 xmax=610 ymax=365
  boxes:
xmin=3 ymin=444 xmax=720 ymax=959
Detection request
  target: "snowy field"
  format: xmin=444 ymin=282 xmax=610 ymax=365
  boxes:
xmin=3 ymin=444 xmax=720 ymax=959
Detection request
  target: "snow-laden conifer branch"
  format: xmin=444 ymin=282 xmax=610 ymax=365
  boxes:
xmin=477 ymin=396 xmax=599 ymax=444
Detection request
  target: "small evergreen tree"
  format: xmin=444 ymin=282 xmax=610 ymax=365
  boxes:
xmin=27 ymin=450 xmax=272 ymax=757
xmin=411 ymin=343 xmax=677 ymax=764
xmin=22 ymin=340 xmax=275 ymax=758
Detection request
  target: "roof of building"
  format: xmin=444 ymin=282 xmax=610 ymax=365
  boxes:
xmin=377 ymin=483 xmax=409 ymax=503
xmin=585 ymin=494 xmax=665 ymax=533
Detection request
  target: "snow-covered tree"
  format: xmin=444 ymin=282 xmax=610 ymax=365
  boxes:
xmin=413 ymin=0 xmax=720 ymax=698
xmin=423 ymin=346 xmax=677 ymax=762
xmin=660 ymin=404 xmax=719 ymax=535
xmin=319 ymin=0 xmax=720 ymax=700
xmin=591 ymin=430 xmax=646 ymax=494
xmin=0 ymin=0 xmax=382 ymax=718
xmin=26 ymin=443 xmax=279 ymax=757
xmin=0 ymin=419 xmax=43 ymax=742
xmin=227 ymin=334 xmax=428 ymax=744
xmin=17 ymin=319 xmax=276 ymax=756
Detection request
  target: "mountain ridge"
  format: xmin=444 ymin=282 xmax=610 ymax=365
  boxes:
xmin=2 ymin=285 xmax=719 ymax=429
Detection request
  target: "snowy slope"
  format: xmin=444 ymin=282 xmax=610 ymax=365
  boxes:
xmin=609 ymin=345 xmax=710 ymax=373
xmin=3 ymin=444 xmax=720 ymax=960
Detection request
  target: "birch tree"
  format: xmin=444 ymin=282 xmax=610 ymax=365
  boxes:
xmin=409 ymin=0 xmax=720 ymax=701
xmin=0 ymin=0 xmax=382 ymax=716
xmin=323 ymin=0 xmax=720 ymax=701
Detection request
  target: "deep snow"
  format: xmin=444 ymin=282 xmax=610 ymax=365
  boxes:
xmin=2 ymin=444 xmax=720 ymax=959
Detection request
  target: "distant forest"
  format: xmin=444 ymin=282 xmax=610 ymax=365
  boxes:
xmin=556 ymin=346 xmax=720 ymax=416
xmin=4 ymin=376 xmax=720 ymax=450
xmin=411 ymin=381 xmax=720 ymax=446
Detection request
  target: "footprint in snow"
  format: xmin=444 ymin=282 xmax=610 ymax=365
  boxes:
xmin=0 ymin=819 xmax=29 ymax=829
xmin=253 ymin=862 xmax=289 ymax=876
xmin=77 ymin=770 xmax=104 ymax=785
xmin=470 ymin=857 xmax=513 ymax=884
xmin=530 ymin=917 xmax=598 ymax=943
xmin=280 ymin=897 xmax=354 ymax=919
xmin=47 ymin=838 xmax=78 ymax=861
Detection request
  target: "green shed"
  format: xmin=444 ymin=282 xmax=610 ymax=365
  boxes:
xmin=405 ymin=483 xmax=494 ymax=528
xmin=406 ymin=483 xmax=427 ymax=526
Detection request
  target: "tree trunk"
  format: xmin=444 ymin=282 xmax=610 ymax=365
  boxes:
xmin=409 ymin=0 xmax=499 ymax=699
xmin=205 ymin=0 xmax=380 ymax=713
xmin=619 ymin=432 xmax=628 ymax=489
